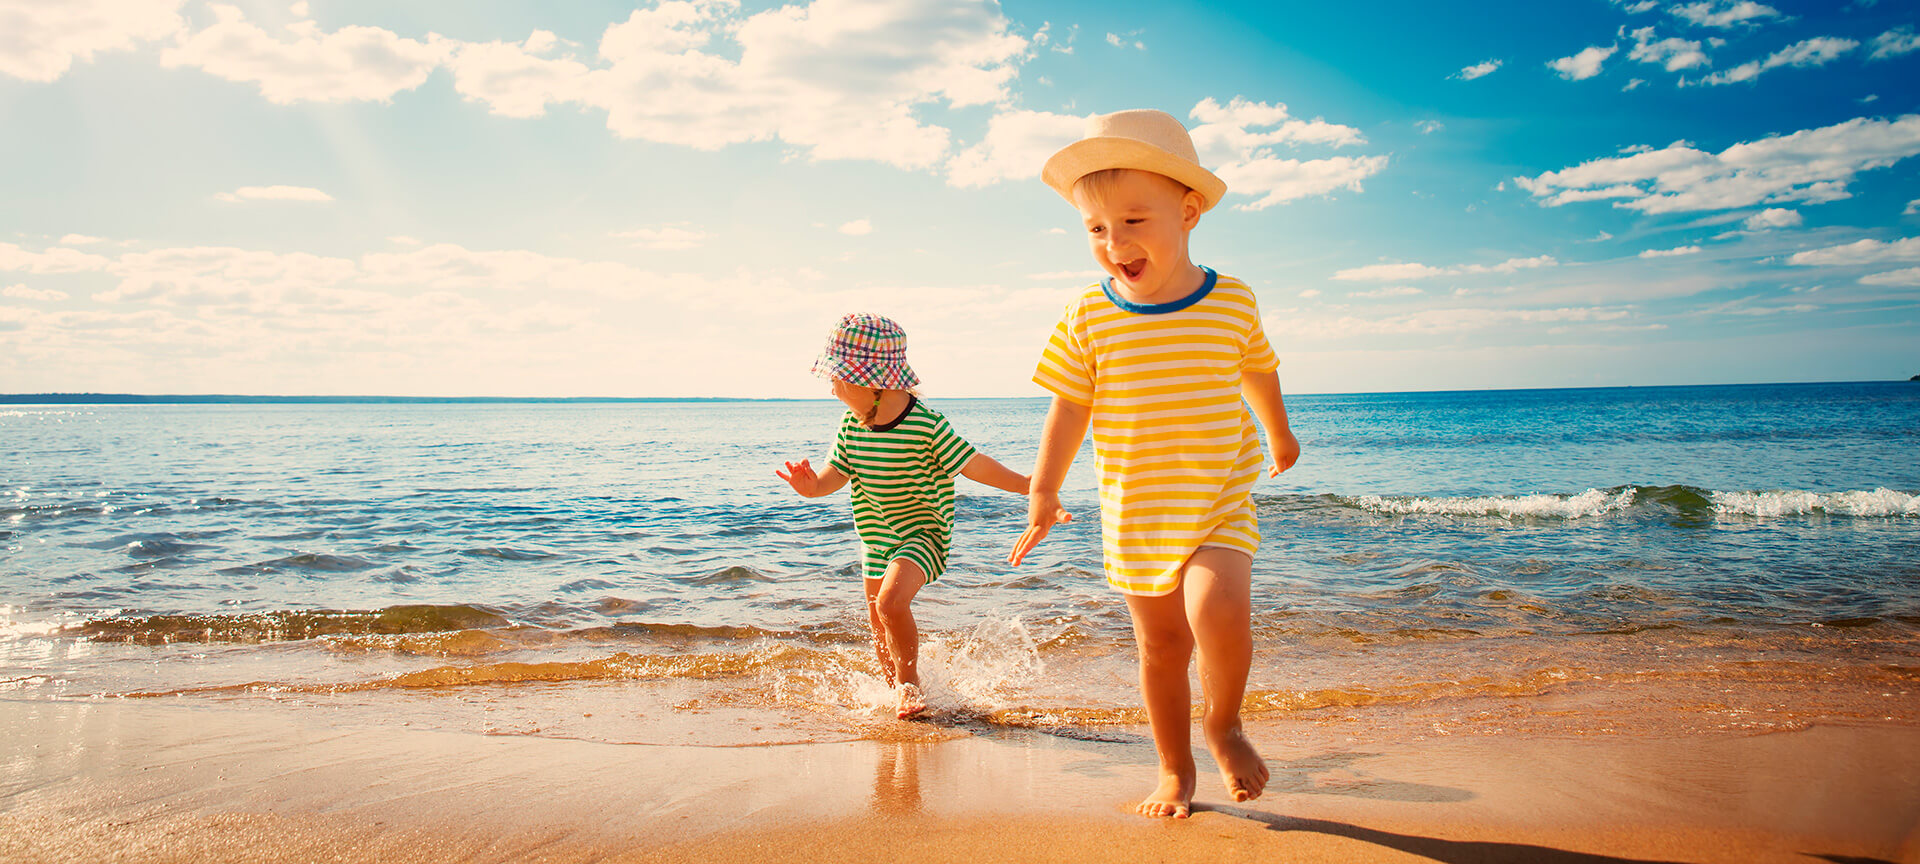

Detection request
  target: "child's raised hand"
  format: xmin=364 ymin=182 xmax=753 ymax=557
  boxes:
xmin=1007 ymin=492 xmax=1073 ymax=566
xmin=777 ymin=459 xmax=819 ymax=496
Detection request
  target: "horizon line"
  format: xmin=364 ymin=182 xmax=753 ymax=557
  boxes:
xmin=3 ymin=378 xmax=1912 ymax=405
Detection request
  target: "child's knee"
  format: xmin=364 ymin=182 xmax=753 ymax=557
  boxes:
xmin=877 ymin=561 xmax=924 ymax=617
xmin=1134 ymin=623 xmax=1194 ymax=659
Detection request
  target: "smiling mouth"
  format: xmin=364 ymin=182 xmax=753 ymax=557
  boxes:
xmin=1117 ymin=259 xmax=1145 ymax=280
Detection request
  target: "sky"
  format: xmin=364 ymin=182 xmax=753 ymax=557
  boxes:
xmin=1 ymin=0 xmax=1917 ymax=398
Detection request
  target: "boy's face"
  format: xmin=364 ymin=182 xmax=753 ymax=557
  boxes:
xmin=1072 ymin=169 xmax=1204 ymax=304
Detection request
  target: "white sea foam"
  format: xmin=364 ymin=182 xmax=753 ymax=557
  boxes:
xmin=1711 ymin=488 xmax=1920 ymax=518
xmin=1357 ymin=488 xmax=1637 ymax=519
xmin=921 ymin=616 xmax=1045 ymax=712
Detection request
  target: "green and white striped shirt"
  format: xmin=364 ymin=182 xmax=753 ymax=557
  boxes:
xmin=828 ymin=397 xmax=977 ymax=582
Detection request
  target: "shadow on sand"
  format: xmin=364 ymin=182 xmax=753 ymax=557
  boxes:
xmin=1209 ymin=807 xmax=1690 ymax=864
xmin=1206 ymin=808 xmax=1905 ymax=864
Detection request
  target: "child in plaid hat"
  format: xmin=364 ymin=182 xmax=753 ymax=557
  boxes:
xmin=778 ymin=313 xmax=1060 ymax=720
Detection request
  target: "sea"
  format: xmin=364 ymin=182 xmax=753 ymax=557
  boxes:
xmin=3 ymin=382 xmax=1917 ymax=747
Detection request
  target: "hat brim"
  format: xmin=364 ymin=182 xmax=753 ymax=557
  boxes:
xmin=1042 ymin=137 xmax=1227 ymax=213
xmin=811 ymin=353 xmax=919 ymax=391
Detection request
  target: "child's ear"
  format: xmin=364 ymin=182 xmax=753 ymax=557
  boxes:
xmin=1182 ymin=189 xmax=1204 ymax=228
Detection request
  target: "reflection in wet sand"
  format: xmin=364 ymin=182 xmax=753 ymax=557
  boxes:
xmin=871 ymin=742 xmax=924 ymax=814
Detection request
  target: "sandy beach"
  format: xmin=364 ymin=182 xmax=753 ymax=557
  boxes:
xmin=3 ymin=697 xmax=1914 ymax=864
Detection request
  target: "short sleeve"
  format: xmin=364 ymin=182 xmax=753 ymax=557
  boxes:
xmin=1242 ymin=305 xmax=1279 ymax=373
xmin=827 ymin=415 xmax=856 ymax=477
xmin=926 ymin=413 xmax=977 ymax=478
xmin=1032 ymin=301 xmax=1095 ymax=405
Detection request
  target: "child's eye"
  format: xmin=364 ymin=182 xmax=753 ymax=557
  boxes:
xmin=1087 ymin=226 xmax=1104 ymax=234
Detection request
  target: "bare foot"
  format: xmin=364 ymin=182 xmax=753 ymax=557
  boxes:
xmin=895 ymin=683 xmax=927 ymax=720
xmin=1135 ymin=771 xmax=1194 ymax=819
xmin=1208 ymin=727 xmax=1269 ymax=802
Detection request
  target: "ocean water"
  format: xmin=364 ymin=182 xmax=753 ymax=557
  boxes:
xmin=3 ymin=382 xmax=1917 ymax=746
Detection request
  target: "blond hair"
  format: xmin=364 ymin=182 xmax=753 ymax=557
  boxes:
xmin=1070 ymin=167 xmax=1195 ymax=207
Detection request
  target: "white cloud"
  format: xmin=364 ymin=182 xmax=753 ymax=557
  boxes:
xmin=213 ymin=185 xmax=334 ymax=203
xmin=3 ymin=284 xmax=69 ymax=301
xmin=1185 ymin=97 xmax=1383 ymax=210
xmin=23 ymin=2 xmax=1032 ymax=178
xmin=1870 ymin=27 xmax=1920 ymax=60
xmin=1031 ymin=22 xmax=1075 ymax=55
xmin=58 ymin=234 xmax=106 ymax=246
xmin=1415 ymin=120 xmax=1444 ymax=135
xmin=1639 ymin=245 xmax=1701 ymax=257
xmin=1334 ymin=262 xmax=1448 ymax=282
xmin=1743 ymin=208 xmax=1802 ymax=230
xmin=98 ymin=246 xmax=359 ymax=305
xmin=1906 ymin=199 xmax=1920 ymax=215
xmin=1264 ymin=305 xmax=1637 ymax=340
xmin=1516 ymin=114 xmax=1920 ymax=214
xmin=1622 ymin=78 xmax=1648 ymax=91
xmin=1859 ymin=267 xmax=1920 ymax=286
xmin=1548 ymin=44 xmax=1617 ymax=81
xmin=1351 ymin=285 xmax=1424 ymax=298
xmin=0 ymin=242 xmax=114 ymax=273
xmin=838 ymin=219 xmax=873 ymax=236
xmin=476 ymin=0 xmax=1027 ymax=171
xmin=1454 ymin=59 xmax=1501 ymax=80
xmin=1618 ymin=0 xmax=1659 ymax=11
xmin=1190 ymin=96 xmax=1366 ymax=155
xmin=1669 ymin=1 xmax=1782 ymax=28
xmin=443 ymin=31 xmax=589 ymax=118
xmin=0 ymin=236 xmax=1090 ymax=397
xmin=0 ymin=0 xmax=185 ymax=82
xmin=946 ymin=109 xmax=1084 ymax=187
xmin=1786 ymin=236 xmax=1920 ymax=267
xmin=613 ymin=226 xmax=710 ymax=250
xmin=1217 ymin=155 xmax=1389 ymax=211
xmin=161 ymin=4 xmax=450 ymax=104
xmin=1333 ymin=255 xmax=1558 ymax=281
xmin=1695 ymin=37 xmax=1857 ymax=86
xmin=1104 ymin=31 xmax=1143 ymax=50
xmin=1627 ymin=28 xmax=1709 ymax=71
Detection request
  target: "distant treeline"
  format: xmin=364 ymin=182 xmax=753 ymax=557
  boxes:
xmin=0 ymin=394 xmax=762 ymax=404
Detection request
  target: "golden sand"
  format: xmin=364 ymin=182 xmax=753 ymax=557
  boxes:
xmin=2 ymin=699 xmax=1915 ymax=863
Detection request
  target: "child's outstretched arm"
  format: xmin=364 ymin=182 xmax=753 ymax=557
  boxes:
xmin=1008 ymin=396 xmax=1087 ymax=565
xmin=777 ymin=458 xmax=848 ymax=498
xmin=1242 ymin=370 xmax=1301 ymax=477
xmin=959 ymin=452 xmax=1030 ymax=495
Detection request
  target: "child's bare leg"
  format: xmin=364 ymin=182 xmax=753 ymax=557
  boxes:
xmin=875 ymin=559 xmax=927 ymax=717
xmin=1123 ymin=588 xmax=1198 ymax=818
xmin=1183 ymin=547 xmax=1268 ymax=802
xmin=862 ymin=578 xmax=896 ymax=688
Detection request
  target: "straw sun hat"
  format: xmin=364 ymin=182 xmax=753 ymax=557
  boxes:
xmin=811 ymin=313 xmax=920 ymax=390
xmin=1041 ymin=109 xmax=1228 ymax=213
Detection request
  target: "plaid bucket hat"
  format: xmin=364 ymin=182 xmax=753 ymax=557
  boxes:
xmin=811 ymin=313 xmax=920 ymax=390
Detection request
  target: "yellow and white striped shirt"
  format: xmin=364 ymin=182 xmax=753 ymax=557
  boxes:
xmin=1033 ymin=267 xmax=1278 ymax=595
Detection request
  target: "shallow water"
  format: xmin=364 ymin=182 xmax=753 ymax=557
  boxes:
xmin=3 ymin=382 xmax=1917 ymax=744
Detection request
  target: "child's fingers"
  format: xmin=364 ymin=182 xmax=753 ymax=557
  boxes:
xmin=1007 ymin=525 xmax=1046 ymax=565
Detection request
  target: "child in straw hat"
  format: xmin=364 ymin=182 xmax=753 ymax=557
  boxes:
xmin=779 ymin=313 xmax=1053 ymax=720
xmin=1007 ymin=110 xmax=1301 ymax=818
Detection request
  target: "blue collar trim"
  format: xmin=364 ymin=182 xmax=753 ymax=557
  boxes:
xmin=1102 ymin=265 xmax=1216 ymax=314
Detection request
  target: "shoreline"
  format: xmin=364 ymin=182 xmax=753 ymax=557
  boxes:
xmin=4 ymin=698 xmax=1915 ymax=864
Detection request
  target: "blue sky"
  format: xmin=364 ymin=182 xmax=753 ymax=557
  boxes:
xmin=2 ymin=0 xmax=1916 ymax=397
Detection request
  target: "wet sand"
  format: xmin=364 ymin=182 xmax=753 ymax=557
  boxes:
xmin=2 ymin=698 xmax=1916 ymax=864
